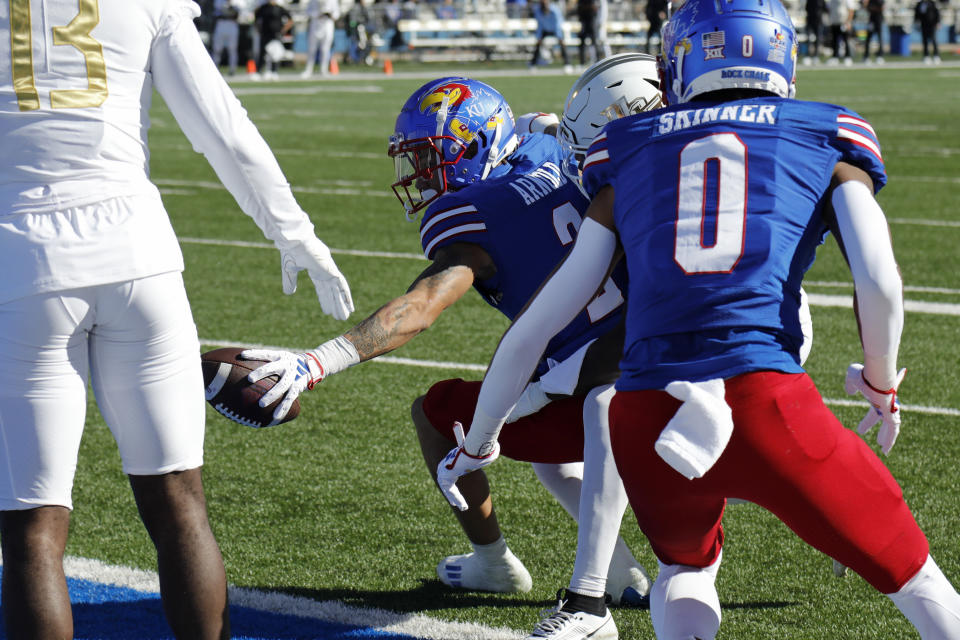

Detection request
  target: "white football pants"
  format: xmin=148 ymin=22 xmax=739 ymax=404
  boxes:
xmin=0 ymin=272 xmax=206 ymax=510
xmin=304 ymin=16 xmax=336 ymax=75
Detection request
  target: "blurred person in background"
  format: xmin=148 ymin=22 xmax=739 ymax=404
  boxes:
xmin=827 ymin=0 xmax=856 ymax=64
xmin=255 ymin=0 xmax=294 ymax=79
xmin=302 ymin=0 xmax=342 ymax=77
xmin=804 ymin=0 xmax=825 ymax=63
xmin=862 ymin=0 xmax=886 ymax=63
xmin=576 ymin=0 xmax=605 ymax=66
xmin=914 ymin=0 xmax=942 ymax=63
xmin=211 ymin=0 xmax=243 ymax=75
xmin=531 ymin=0 xmax=572 ymax=72
xmin=644 ymin=0 xmax=668 ymax=53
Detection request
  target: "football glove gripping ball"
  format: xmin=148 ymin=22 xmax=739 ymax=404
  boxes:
xmin=844 ymin=363 xmax=907 ymax=455
xmin=437 ymin=422 xmax=500 ymax=511
xmin=280 ymin=237 xmax=354 ymax=321
xmin=242 ymin=349 xmax=324 ymax=423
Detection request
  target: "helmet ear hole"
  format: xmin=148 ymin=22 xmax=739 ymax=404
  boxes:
xmin=463 ymin=139 xmax=480 ymax=160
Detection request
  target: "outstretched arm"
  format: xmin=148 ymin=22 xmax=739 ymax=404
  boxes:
xmin=343 ymin=243 xmax=493 ymax=361
xmin=150 ymin=4 xmax=352 ymax=319
xmin=244 ymin=243 xmax=495 ymax=420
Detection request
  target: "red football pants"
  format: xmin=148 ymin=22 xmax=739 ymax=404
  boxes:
xmin=610 ymin=371 xmax=928 ymax=594
xmin=421 ymin=378 xmax=585 ymax=464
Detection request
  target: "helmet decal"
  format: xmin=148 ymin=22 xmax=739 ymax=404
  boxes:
xmin=418 ymin=82 xmax=472 ymax=115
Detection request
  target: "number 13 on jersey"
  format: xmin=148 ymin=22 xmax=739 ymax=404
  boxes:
xmin=8 ymin=0 xmax=108 ymax=111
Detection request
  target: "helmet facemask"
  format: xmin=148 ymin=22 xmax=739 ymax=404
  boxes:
xmin=389 ymin=133 xmax=466 ymax=220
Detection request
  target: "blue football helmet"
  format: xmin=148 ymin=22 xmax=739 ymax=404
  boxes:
xmin=388 ymin=77 xmax=517 ymax=219
xmin=660 ymin=0 xmax=798 ymax=105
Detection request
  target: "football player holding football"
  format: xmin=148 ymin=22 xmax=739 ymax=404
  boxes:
xmin=437 ymin=0 xmax=960 ymax=638
xmin=0 ymin=1 xmax=351 ymax=638
xmin=242 ymin=71 xmax=659 ymax=631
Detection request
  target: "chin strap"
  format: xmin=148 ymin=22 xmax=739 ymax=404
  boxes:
xmin=672 ymin=45 xmax=686 ymax=103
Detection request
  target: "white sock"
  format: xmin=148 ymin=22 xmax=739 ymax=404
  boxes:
xmin=471 ymin=535 xmax=510 ymax=561
xmin=888 ymin=554 xmax=960 ymax=640
xmin=651 ymin=552 xmax=723 ymax=640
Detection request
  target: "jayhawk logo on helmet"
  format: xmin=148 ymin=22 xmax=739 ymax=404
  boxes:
xmin=419 ymin=83 xmax=473 ymax=115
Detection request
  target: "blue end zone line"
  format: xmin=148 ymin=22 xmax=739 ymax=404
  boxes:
xmin=0 ymin=556 xmax=523 ymax=640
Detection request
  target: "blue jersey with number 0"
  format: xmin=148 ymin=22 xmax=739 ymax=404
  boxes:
xmin=582 ymin=97 xmax=886 ymax=390
xmin=421 ymin=133 xmax=627 ymax=373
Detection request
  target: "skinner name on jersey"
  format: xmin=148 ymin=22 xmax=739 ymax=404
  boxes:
xmin=657 ymin=104 xmax=778 ymax=135
xmin=509 ymin=162 xmax=565 ymax=205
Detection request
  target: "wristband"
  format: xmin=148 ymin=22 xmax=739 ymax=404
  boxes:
xmin=308 ymin=335 xmax=360 ymax=382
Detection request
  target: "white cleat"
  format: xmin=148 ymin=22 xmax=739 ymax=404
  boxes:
xmin=437 ymin=548 xmax=532 ymax=593
xmin=526 ymin=593 xmax=618 ymax=639
xmin=606 ymin=563 xmax=651 ymax=606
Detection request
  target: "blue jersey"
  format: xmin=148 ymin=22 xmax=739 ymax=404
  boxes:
xmin=582 ymin=97 xmax=886 ymax=390
xmin=421 ymin=133 xmax=628 ymax=375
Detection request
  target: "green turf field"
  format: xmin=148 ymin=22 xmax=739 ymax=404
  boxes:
xmin=67 ymin=62 xmax=960 ymax=638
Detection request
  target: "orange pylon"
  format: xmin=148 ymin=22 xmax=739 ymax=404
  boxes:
xmin=329 ymin=58 xmax=339 ymax=75
xmin=383 ymin=58 xmax=393 ymax=75
xmin=246 ymin=59 xmax=257 ymax=74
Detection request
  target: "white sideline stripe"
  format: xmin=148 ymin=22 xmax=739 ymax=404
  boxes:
xmin=154 ymin=178 xmax=393 ymax=199
xmin=232 ymin=85 xmax=384 ymax=96
xmin=200 ymin=340 xmax=958 ymax=416
xmin=1 ymin=556 xmax=521 ymax=640
xmin=175 ymin=239 xmax=960 ymax=295
xmin=180 ymin=237 xmax=428 ymax=261
xmin=824 ymin=398 xmax=960 ymax=417
xmin=805 ymin=280 xmax=960 ymax=296
xmin=888 ymin=216 xmax=960 ymax=228
xmin=807 ymin=293 xmax=960 ymax=316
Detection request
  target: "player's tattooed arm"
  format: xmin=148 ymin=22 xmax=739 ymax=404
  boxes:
xmin=343 ymin=243 xmax=496 ymax=361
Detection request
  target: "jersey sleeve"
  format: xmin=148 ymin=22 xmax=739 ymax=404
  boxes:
xmin=581 ymin=131 xmax=615 ymax=199
xmin=419 ymin=198 xmax=489 ymax=259
xmin=832 ymin=107 xmax=888 ymax=193
xmin=150 ymin=3 xmax=318 ymax=250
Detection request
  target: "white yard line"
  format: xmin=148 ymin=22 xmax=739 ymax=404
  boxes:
xmin=0 ymin=556 xmax=523 ymax=640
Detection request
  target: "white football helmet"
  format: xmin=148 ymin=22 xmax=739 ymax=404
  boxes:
xmin=558 ymin=53 xmax=662 ymax=178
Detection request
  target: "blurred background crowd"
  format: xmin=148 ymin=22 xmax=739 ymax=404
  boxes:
xmin=192 ymin=0 xmax=959 ymax=78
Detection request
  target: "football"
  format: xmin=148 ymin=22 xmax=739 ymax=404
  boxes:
xmin=200 ymin=347 xmax=300 ymax=428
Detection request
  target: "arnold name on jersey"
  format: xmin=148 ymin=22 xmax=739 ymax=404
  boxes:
xmin=509 ymin=161 xmax=566 ymax=205
xmin=656 ymin=103 xmax=778 ymax=135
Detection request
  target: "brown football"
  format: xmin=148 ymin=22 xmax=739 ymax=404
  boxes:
xmin=200 ymin=347 xmax=300 ymax=428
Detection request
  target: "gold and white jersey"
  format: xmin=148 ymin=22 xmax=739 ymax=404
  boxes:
xmin=0 ymin=0 xmax=320 ymax=302
xmin=0 ymin=0 xmax=174 ymax=211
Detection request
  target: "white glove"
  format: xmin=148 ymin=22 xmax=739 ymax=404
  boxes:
xmin=280 ymin=237 xmax=354 ymax=321
xmin=844 ymin=363 xmax=907 ymax=455
xmin=505 ymin=381 xmax=551 ymax=423
xmin=436 ymin=422 xmax=500 ymax=511
xmin=516 ymin=112 xmax=560 ymax=135
xmin=241 ymin=349 xmax=324 ymax=422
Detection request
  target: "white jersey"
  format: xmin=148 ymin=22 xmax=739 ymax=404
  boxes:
xmin=0 ymin=0 xmax=319 ymax=302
